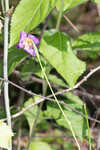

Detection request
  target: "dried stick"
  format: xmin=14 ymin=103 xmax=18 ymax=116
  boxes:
xmin=54 ymin=66 xmax=100 ymax=96
xmin=1 ymin=96 xmax=100 ymax=124
xmin=63 ymin=15 xmax=80 ymax=33
xmin=1 ymin=66 xmax=100 ymax=124
xmin=1 ymin=66 xmax=100 ymax=101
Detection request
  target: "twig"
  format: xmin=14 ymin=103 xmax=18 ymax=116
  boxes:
xmin=73 ymin=90 xmax=98 ymax=109
xmin=1 ymin=66 xmax=100 ymax=123
xmin=13 ymin=70 xmax=61 ymax=89
xmin=1 ymin=97 xmax=100 ymax=124
xmin=1 ymin=66 xmax=100 ymax=100
xmin=54 ymin=66 xmax=100 ymax=96
xmin=1 ymin=99 xmax=45 ymax=121
xmin=63 ymin=15 xmax=80 ymax=33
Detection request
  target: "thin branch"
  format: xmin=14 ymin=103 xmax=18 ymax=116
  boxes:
xmin=1 ymin=99 xmax=45 ymax=121
xmin=73 ymin=90 xmax=98 ymax=109
xmin=63 ymin=15 xmax=80 ymax=33
xmin=1 ymin=66 xmax=100 ymax=123
xmin=1 ymin=97 xmax=100 ymax=124
xmin=0 ymin=66 xmax=100 ymax=105
xmin=54 ymin=66 xmax=100 ymax=96
xmin=13 ymin=70 xmax=61 ymax=89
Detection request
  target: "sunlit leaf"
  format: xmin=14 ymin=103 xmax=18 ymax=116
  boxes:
xmin=0 ymin=121 xmax=13 ymax=149
xmin=44 ymin=92 xmax=87 ymax=140
xmin=93 ymin=0 xmax=100 ymax=6
xmin=29 ymin=141 xmax=52 ymax=150
xmin=24 ymin=98 xmax=38 ymax=135
xmin=40 ymin=30 xmax=86 ymax=87
xmin=72 ymin=31 xmax=100 ymax=52
xmin=56 ymin=0 xmax=87 ymax=11
xmin=9 ymin=0 xmax=56 ymax=47
xmin=24 ymin=97 xmax=43 ymax=135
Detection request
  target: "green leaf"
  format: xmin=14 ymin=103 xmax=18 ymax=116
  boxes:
xmin=44 ymin=92 xmax=87 ymax=140
xmin=21 ymin=56 xmax=52 ymax=80
xmin=39 ymin=30 xmax=86 ymax=87
xmin=48 ymin=74 xmax=68 ymax=87
xmin=0 ymin=47 xmax=27 ymax=76
xmin=20 ymin=58 xmax=41 ymax=81
xmin=24 ymin=98 xmax=38 ymax=135
xmin=24 ymin=97 xmax=43 ymax=135
xmin=72 ymin=31 xmax=100 ymax=52
xmin=29 ymin=141 xmax=52 ymax=150
xmin=9 ymin=0 xmax=56 ymax=48
xmin=65 ymin=92 xmax=83 ymax=109
xmin=0 ymin=121 xmax=13 ymax=149
xmin=8 ymin=48 xmax=27 ymax=74
xmin=56 ymin=0 xmax=87 ymax=11
xmin=93 ymin=0 xmax=100 ymax=6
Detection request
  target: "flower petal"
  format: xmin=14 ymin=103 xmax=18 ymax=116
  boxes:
xmin=24 ymin=47 xmax=36 ymax=56
xmin=20 ymin=31 xmax=27 ymax=43
xmin=28 ymin=34 xmax=39 ymax=45
xmin=17 ymin=42 xmax=24 ymax=49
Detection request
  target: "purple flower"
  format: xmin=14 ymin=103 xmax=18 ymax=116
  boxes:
xmin=17 ymin=31 xmax=39 ymax=56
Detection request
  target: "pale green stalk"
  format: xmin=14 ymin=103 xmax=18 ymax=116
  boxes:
xmin=3 ymin=0 xmax=12 ymax=149
xmin=32 ymin=42 xmax=80 ymax=150
xmin=1 ymin=0 xmax=5 ymax=14
xmin=4 ymin=0 xmax=11 ymax=128
xmin=84 ymin=104 xmax=92 ymax=150
xmin=56 ymin=0 xmax=64 ymax=31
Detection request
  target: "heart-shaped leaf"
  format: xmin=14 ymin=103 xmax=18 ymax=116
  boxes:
xmin=39 ymin=30 xmax=86 ymax=87
xmin=9 ymin=0 xmax=56 ymax=47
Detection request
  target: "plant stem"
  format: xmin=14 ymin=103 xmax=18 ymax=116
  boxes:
xmin=32 ymin=42 xmax=80 ymax=150
xmin=1 ymin=0 xmax=5 ymax=14
xmin=4 ymin=16 xmax=11 ymax=127
xmin=3 ymin=0 xmax=12 ymax=149
xmin=27 ymin=61 xmax=48 ymax=150
xmin=5 ymin=0 xmax=9 ymax=11
xmin=4 ymin=0 xmax=11 ymax=126
xmin=84 ymin=104 xmax=92 ymax=150
xmin=56 ymin=0 xmax=64 ymax=31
